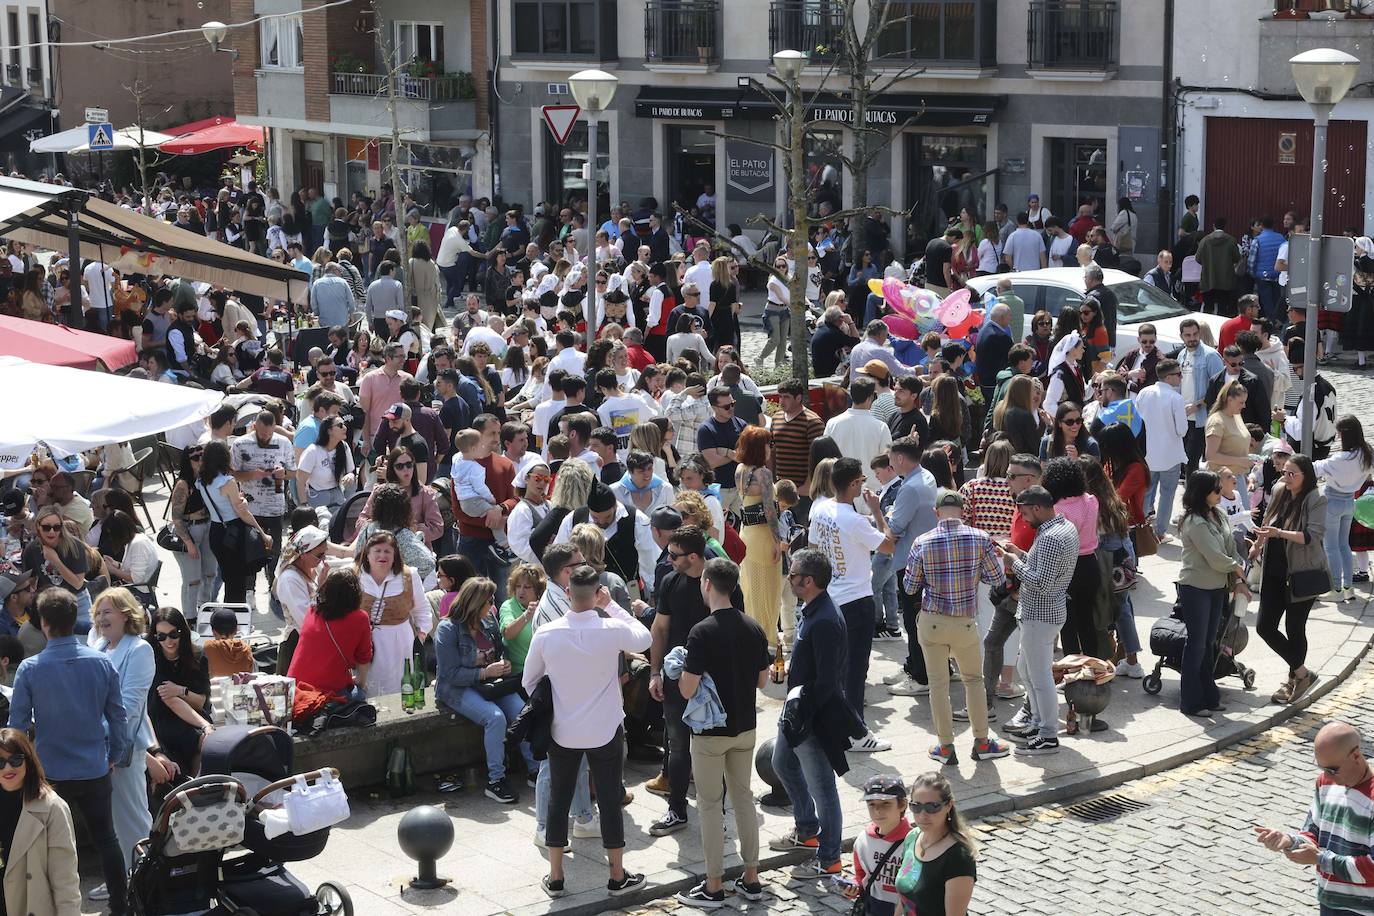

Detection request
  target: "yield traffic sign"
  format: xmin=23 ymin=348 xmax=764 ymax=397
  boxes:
xmin=87 ymin=122 xmax=114 ymax=151
xmin=541 ymin=105 xmax=581 ymax=145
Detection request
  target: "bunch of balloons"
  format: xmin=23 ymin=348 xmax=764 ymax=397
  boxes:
xmin=867 ymin=277 xmax=983 ymax=341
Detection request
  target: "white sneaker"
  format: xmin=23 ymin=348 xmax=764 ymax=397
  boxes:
xmin=882 ymin=670 xmax=908 ymax=685
xmin=1114 ymin=660 xmax=1145 ymax=679
xmin=533 ymin=829 xmax=546 ymax=848
xmin=88 ymin=884 xmax=110 ymax=902
xmin=849 ymin=731 xmax=891 ymax=752
xmin=888 ymin=676 xmax=930 ymax=696
xmin=572 ymin=817 xmax=600 ymax=838
xmin=995 ymin=683 xmax=1027 ymax=700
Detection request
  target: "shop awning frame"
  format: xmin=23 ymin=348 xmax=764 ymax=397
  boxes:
xmin=634 ymin=86 xmax=1005 ymax=127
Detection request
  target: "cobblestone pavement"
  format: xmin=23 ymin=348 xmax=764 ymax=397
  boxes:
xmin=629 ymin=648 xmax=1374 ymax=916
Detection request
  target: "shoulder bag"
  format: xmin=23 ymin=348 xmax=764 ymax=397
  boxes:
xmin=156 ymin=524 xmax=187 ymax=553
xmin=323 ymin=615 xmax=369 ymax=706
xmin=850 ymin=835 xmax=904 ymax=916
xmin=198 ymin=481 xmax=269 ymax=571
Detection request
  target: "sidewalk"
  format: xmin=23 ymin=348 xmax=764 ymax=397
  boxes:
xmin=259 ymin=545 xmax=1374 ymax=916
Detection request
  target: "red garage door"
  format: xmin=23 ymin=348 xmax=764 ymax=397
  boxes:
xmin=1204 ymin=116 xmax=1366 ymax=234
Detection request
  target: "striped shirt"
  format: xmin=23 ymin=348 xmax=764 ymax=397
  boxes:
xmin=959 ymin=476 xmax=1016 ymax=539
xmin=772 ymin=407 xmax=825 ymax=489
xmin=903 ymin=518 xmax=1006 ymax=617
xmin=1302 ymin=770 xmax=1374 ymax=911
xmin=1010 ymin=514 xmax=1078 ymax=625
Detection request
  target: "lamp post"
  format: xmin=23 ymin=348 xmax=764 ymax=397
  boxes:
xmin=772 ymin=49 xmax=811 ymax=381
xmin=569 ymin=69 xmax=618 ymax=332
xmin=1290 ymin=48 xmax=1359 ymax=453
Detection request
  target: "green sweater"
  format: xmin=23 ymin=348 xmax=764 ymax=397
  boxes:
xmin=497 ymin=597 xmax=534 ymax=673
xmin=1178 ymin=511 xmax=1240 ymax=590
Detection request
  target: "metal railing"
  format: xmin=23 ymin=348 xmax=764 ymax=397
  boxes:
xmin=875 ymin=0 xmax=997 ymax=67
xmin=25 ymin=66 xmax=40 ymax=87
xmin=1028 ymin=0 xmax=1119 ymax=70
xmin=644 ymin=1 xmax=721 ymax=64
xmin=330 ymin=71 xmax=466 ymax=101
xmin=4 ymin=64 xmax=17 ymax=84
xmin=768 ymin=0 xmax=844 ymax=61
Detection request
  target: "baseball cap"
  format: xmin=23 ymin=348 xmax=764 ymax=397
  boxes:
xmin=861 ymin=774 xmax=908 ymax=802
xmin=935 ymin=488 xmax=964 ymax=509
xmin=1270 ymin=437 xmax=1294 ymax=456
xmin=861 ymin=359 xmax=890 ymax=381
xmin=650 ymin=506 xmax=683 ymax=531
xmin=0 ymin=563 xmax=33 ymax=605
xmin=384 ymin=309 xmax=406 ymax=322
xmin=382 ymin=402 xmax=410 ymax=420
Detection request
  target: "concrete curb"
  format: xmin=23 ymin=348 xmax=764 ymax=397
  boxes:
xmin=515 ymin=601 xmax=1374 ymax=916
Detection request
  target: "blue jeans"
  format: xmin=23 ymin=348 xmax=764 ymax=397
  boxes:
xmin=1146 ymin=464 xmax=1182 ymax=538
xmin=1255 ymin=278 xmax=1283 ymax=322
xmin=1325 ymin=491 xmax=1356 ymax=590
xmin=535 ymin=755 xmax=592 ymax=832
xmin=458 ymin=534 xmax=511 ymax=605
xmin=447 ymin=687 xmax=534 ymax=782
xmin=441 ymin=261 xmax=467 ymax=311
xmin=1102 ymin=532 xmax=1141 ymax=654
xmin=771 ymin=720 xmax=842 ymax=866
xmin=870 ymin=553 xmax=900 ymax=631
xmin=1177 ymin=583 xmax=1223 ymax=714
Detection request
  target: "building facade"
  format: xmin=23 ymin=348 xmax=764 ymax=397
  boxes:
xmin=494 ymin=0 xmax=1170 ymax=257
xmin=232 ymin=0 xmax=491 ymax=218
xmin=1172 ymin=0 xmax=1372 ymax=237
xmin=0 ymin=0 xmax=57 ymax=171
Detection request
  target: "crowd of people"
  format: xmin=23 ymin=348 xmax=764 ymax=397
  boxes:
xmin=2 ymin=172 xmax=1374 ymax=914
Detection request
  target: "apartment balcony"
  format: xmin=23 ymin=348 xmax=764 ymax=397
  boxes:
xmin=328 ymin=71 xmax=478 ymax=141
xmin=1026 ymin=0 xmax=1119 ymax=81
xmin=768 ymin=0 xmax=844 ymax=62
xmin=875 ymin=0 xmax=997 ymax=77
xmin=644 ymin=0 xmax=722 ymax=72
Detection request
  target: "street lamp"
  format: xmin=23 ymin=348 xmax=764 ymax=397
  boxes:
xmin=1290 ymin=48 xmax=1359 ymax=453
xmin=202 ymin=20 xmax=237 ymax=58
xmin=569 ymin=69 xmax=618 ymax=330
xmin=772 ymin=49 xmax=807 ymax=81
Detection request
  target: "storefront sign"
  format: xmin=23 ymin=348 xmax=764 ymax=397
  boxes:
xmin=635 ymin=88 xmax=1004 ymax=128
xmin=726 ymin=141 xmax=774 ymax=200
xmin=1002 ymin=157 xmax=1026 ymax=174
xmin=1278 ymin=132 xmax=1297 ymax=165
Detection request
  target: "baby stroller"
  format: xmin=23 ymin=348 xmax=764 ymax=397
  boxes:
xmin=1142 ymin=588 xmax=1257 ymax=695
xmin=127 ymin=724 xmax=354 ymax=916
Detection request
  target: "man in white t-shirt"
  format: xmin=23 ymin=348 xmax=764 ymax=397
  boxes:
xmin=807 ymin=457 xmax=894 ymax=752
xmin=83 ymin=258 xmax=116 ymax=331
xmin=1001 ymin=212 xmax=1047 ymax=272
xmin=1046 ymin=218 xmax=1075 ymax=268
xmin=595 ymin=369 xmax=646 ymax=454
xmin=461 ymin=315 xmax=508 ymax=358
xmin=683 ymin=242 xmax=714 ymax=295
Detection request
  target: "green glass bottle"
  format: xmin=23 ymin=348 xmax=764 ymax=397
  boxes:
xmin=401 ymin=658 xmax=416 ymax=713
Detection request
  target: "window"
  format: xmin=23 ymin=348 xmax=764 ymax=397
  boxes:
xmin=26 ymin=11 xmax=39 ymax=75
xmin=513 ymin=0 xmax=600 ymax=56
xmin=804 ymin=130 xmax=844 ymax=215
xmin=905 ymin=134 xmax=990 ymax=247
xmin=7 ymin=11 xmax=19 ymax=72
xmin=259 ymin=16 xmax=303 ymax=69
xmin=394 ymin=22 xmax=444 ymax=69
xmin=878 ymin=0 xmax=989 ymax=64
xmin=1039 ymin=284 xmax=1083 ymax=319
xmin=545 ymin=121 xmax=609 ymax=211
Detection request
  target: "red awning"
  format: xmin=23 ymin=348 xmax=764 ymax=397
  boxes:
xmin=0 ymin=316 xmax=137 ymax=371
xmin=164 ymin=116 xmax=234 ymax=137
xmin=160 ymin=120 xmax=266 ymax=155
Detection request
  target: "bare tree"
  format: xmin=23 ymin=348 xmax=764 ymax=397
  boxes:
xmin=123 ymin=79 xmax=175 ymax=217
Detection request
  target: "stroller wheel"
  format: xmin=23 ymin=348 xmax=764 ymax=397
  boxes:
xmin=1242 ymin=668 xmax=1256 ymax=690
xmin=315 ymin=881 xmax=354 ymax=916
xmin=1142 ymin=672 xmax=1163 ymax=695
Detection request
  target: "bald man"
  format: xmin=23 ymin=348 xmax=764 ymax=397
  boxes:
xmin=1256 ymin=721 xmax=1374 ymax=915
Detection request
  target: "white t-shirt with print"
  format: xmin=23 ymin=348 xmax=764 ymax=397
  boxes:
xmin=808 ymin=499 xmax=885 ymax=606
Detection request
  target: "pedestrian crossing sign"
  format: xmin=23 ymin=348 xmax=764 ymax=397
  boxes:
xmin=87 ymin=123 xmax=114 ymax=151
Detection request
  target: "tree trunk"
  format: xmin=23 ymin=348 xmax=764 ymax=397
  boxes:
xmin=788 ymin=89 xmax=811 ymax=382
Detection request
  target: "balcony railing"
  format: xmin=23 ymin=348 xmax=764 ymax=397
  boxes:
xmin=4 ymin=64 xmax=18 ymax=84
xmin=330 ymin=71 xmax=467 ymax=102
xmin=1028 ymin=0 xmax=1119 ymax=71
xmin=25 ymin=66 xmax=40 ymax=87
xmin=875 ymin=0 xmax=997 ymax=68
xmin=645 ymin=0 xmax=721 ymax=64
xmin=768 ymin=0 xmax=844 ymax=61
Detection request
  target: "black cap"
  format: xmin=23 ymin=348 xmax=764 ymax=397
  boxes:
xmin=649 ymin=506 xmax=683 ymax=531
xmin=861 ymin=774 xmax=908 ymax=802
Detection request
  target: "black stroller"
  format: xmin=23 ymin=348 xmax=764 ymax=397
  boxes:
xmin=129 ymin=725 xmax=354 ymax=916
xmin=1142 ymin=589 xmax=1257 ymax=695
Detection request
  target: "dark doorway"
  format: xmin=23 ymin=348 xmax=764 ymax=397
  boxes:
xmin=545 ymin=121 xmax=610 ymax=213
xmin=1049 ymin=138 xmax=1107 ymax=220
xmin=666 ymin=126 xmax=716 ymax=227
xmin=905 ymin=133 xmax=990 ymax=250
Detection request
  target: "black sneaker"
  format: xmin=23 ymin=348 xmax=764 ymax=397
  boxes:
xmin=676 ymin=881 xmax=725 ymax=909
xmin=872 ymin=626 xmax=903 ymax=642
xmin=1014 ymin=735 xmax=1060 ymax=756
xmin=488 ymin=542 xmax=518 ymax=566
xmin=542 ymin=876 xmax=567 ymax=898
xmin=484 ymin=778 xmax=518 ymax=803
xmin=608 ymin=871 xmax=647 ymax=896
xmin=649 ymin=809 xmax=689 ymax=836
xmin=733 ymin=875 xmax=766 ymax=901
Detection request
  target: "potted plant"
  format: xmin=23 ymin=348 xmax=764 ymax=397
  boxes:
xmin=330 ymin=51 xmax=372 ymax=74
xmin=1347 ymin=0 xmax=1374 ymax=17
xmin=1272 ymin=0 xmax=1310 ymax=17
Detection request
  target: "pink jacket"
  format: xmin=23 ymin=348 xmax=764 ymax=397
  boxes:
xmin=1055 ymin=494 xmax=1099 ymax=555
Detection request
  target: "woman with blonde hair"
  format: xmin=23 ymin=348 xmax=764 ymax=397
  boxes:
xmin=1204 ymin=378 xmax=1253 ymax=508
xmin=672 ymin=490 xmax=727 ymax=557
xmin=569 ymin=523 xmax=633 ymax=608
xmin=991 ymin=375 xmax=1041 ymax=455
xmin=527 ymin=457 xmax=596 ymax=560
xmin=893 ymin=772 xmax=979 ymax=915
xmin=434 ymin=576 xmax=535 ymax=804
xmin=629 ymin=422 xmax=670 ymax=481
xmin=22 ymin=505 xmax=95 ymax=631
xmin=499 ymin=563 xmax=546 ymax=676
xmin=808 ymin=457 xmax=838 ymax=513
xmin=89 ymin=587 xmax=155 ymax=886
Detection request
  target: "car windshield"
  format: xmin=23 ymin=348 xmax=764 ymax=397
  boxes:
xmin=1110 ymin=280 xmax=1191 ymax=324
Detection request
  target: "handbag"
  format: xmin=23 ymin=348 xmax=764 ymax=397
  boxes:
xmin=1132 ymin=523 xmax=1159 ymax=558
xmin=282 ymin=770 xmax=351 ymax=835
xmin=199 ymin=482 xmax=269 ymax=570
xmin=850 ymin=833 xmax=904 ymax=916
xmin=475 ymin=675 xmax=523 ymax=701
xmin=1288 ymin=567 xmax=1332 ymax=603
xmin=156 ymin=524 xmax=187 ymax=553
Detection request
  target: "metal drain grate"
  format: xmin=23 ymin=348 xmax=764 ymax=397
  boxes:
xmin=1064 ymin=794 xmax=1151 ymax=823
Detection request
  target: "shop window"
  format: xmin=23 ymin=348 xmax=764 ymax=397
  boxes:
xmin=545 ymin=121 xmax=610 ymax=212
xmin=804 ymin=130 xmax=844 ymax=215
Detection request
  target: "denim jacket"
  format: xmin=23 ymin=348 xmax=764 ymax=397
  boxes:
xmin=663 ymin=646 xmax=727 ymax=733
xmin=435 ymin=615 xmax=504 ymax=710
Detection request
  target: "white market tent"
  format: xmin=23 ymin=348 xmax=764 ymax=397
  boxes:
xmin=0 ymin=175 xmax=308 ymax=303
xmin=29 ymin=125 xmax=176 ymax=154
xmin=0 ymin=356 xmax=221 ymax=467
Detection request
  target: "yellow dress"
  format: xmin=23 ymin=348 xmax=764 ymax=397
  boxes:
xmin=740 ymin=492 xmax=783 ymax=646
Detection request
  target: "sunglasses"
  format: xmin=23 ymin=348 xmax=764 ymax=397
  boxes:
xmin=0 ymin=754 xmax=25 ymax=770
xmin=154 ymin=630 xmax=180 ymax=642
xmin=392 ymin=461 xmax=415 ymax=471
xmin=719 ymin=402 xmax=736 ymax=410
xmin=528 ymin=473 xmax=551 ymax=483
xmin=667 ymin=550 xmax=687 ymax=561
xmin=318 ymin=371 xmax=336 ymax=378
xmin=1062 ymin=417 xmax=1082 ymax=426
xmin=38 ymin=523 xmax=62 ymax=532
xmin=909 ymin=801 xmax=946 ymax=815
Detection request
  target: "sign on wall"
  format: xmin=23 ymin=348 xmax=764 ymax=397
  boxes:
xmin=1278 ymin=132 xmax=1297 ymax=165
xmin=725 ymin=140 xmax=773 ymax=201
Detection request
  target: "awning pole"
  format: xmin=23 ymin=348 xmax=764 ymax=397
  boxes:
xmin=66 ymin=202 xmax=81 ymax=327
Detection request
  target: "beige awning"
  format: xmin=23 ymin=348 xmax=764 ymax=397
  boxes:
xmin=0 ymin=176 xmax=308 ymax=303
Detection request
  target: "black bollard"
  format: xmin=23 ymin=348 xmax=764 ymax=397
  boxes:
xmin=397 ymin=805 xmax=455 ymax=890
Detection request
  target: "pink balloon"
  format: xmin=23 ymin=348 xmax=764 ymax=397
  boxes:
xmin=944 ymin=308 xmax=983 ymax=341
xmin=889 ymin=286 xmax=918 ymax=320
xmin=883 ymin=314 xmax=919 ymax=340
xmin=937 ymin=288 xmax=972 ymax=327
xmin=882 ymin=276 xmax=905 ymax=315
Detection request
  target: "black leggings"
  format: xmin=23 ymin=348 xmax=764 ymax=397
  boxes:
xmin=209 ymin=521 xmax=252 ymax=604
xmin=1061 ymin=553 xmax=1105 ymax=658
xmin=546 ymin=728 xmax=626 ymax=850
xmin=1257 ymin=574 xmax=1314 ymax=675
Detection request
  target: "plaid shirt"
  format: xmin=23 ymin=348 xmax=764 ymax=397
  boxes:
xmin=903 ymin=518 xmax=1006 ymax=617
xmin=663 ymin=390 xmax=712 ymax=457
xmin=1010 ymin=514 xmax=1079 ymax=625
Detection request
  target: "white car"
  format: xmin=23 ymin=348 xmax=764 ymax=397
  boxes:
xmin=964 ymin=268 xmax=1228 ymax=360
